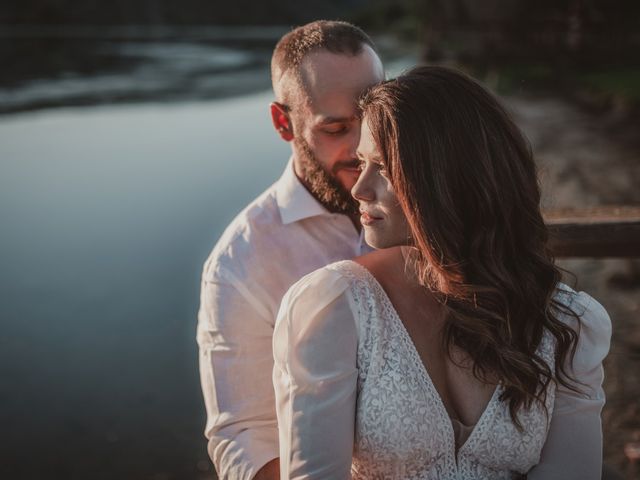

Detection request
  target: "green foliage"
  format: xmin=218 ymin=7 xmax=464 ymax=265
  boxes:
xmin=343 ymin=0 xmax=425 ymax=41
xmin=580 ymin=69 xmax=640 ymax=102
xmin=488 ymin=64 xmax=556 ymax=94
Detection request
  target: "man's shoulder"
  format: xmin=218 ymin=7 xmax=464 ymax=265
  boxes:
xmin=204 ymin=170 xmax=332 ymax=283
xmin=203 ymin=183 xmax=282 ymax=274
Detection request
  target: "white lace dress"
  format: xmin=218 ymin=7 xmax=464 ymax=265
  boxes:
xmin=272 ymin=260 xmax=611 ymax=479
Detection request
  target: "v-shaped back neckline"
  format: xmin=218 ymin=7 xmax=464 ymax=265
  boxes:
xmin=344 ymin=259 xmax=502 ymax=454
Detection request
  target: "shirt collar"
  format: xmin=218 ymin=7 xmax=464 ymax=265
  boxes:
xmin=276 ymin=157 xmax=329 ymax=225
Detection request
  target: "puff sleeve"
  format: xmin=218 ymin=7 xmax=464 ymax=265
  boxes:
xmin=528 ymin=291 xmax=612 ymax=479
xmin=273 ymin=267 xmax=359 ymax=480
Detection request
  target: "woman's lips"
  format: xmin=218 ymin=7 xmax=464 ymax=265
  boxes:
xmin=360 ymin=211 xmax=383 ymax=226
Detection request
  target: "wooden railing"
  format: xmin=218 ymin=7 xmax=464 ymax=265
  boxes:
xmin=544 ymin=206 xmax=640 ymax=257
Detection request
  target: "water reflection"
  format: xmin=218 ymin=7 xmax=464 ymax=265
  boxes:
xmin=1 ymin=27 xmax=282 ymax=114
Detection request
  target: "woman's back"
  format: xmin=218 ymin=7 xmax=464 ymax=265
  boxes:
xmin=273 ymin=258 xmax=610 ymax=479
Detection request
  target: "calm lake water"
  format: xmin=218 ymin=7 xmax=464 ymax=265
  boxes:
xmin=0 ymin=92 xmax=290 ymax=480
xmin=0 ymin=33 xmax=417 ymax=479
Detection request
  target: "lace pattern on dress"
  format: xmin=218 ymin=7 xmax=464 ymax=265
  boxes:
xmin=325 ymin=260 xmax=557 ymax=479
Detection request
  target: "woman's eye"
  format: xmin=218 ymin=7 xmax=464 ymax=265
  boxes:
xmin=356 ymin=160 xmax=387 ymax=175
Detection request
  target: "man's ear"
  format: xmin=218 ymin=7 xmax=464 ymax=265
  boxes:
xmin=270 ymin=102 xmax=294 ymax=142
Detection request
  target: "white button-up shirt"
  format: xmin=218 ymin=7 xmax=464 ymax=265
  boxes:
xmin=197 ymin=159 xmax=369 ymax=480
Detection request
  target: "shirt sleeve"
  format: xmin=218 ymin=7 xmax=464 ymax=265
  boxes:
xmin=197 ymin=266 xmax=279 ymax=480
xmin=528 ymin=292 xmax=612 ymax=480
xmin=273 ymin=268 xmax=359 ymax=480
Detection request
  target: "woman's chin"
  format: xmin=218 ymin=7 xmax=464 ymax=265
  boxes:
xmin=363 ymin=230 xmax=404 ymax=250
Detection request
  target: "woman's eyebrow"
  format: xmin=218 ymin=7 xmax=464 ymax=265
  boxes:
xmin=355 ymin=151 xmax=384 ymax=163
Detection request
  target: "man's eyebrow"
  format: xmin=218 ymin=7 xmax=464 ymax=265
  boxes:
xmin=317 ymin=115 xmax=357 ymax=125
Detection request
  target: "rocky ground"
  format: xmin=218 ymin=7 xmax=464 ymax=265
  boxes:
xmin=506 ymin=94 xmax=640 ymax=478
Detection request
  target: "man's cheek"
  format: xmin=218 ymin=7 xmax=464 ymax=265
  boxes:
xmin=336 ymin=168 xmax=361 ymax=191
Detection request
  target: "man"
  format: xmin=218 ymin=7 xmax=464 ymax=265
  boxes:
xmin=197 ymin=21 xmax=384 ymax=480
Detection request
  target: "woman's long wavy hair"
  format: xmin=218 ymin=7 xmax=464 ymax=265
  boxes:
xmin=359 ymin=66 xmax=581 ymax=427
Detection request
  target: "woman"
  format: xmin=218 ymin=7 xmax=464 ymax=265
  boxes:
xmin=272 ymin=66 xmax=611 ymax=479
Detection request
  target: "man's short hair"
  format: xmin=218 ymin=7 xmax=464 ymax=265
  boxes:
xmin=271 ymin=20 xmax=376 ymax=105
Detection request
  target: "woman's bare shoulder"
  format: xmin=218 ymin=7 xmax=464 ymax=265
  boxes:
xmin=354 ymin=247 xmax=403 ymax=278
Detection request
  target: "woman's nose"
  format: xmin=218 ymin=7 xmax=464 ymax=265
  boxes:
xmin=351 ymin=169 xmax=374 ymax=202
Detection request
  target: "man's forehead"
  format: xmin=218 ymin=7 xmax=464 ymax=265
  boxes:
xmin=302 ymin=47 xmax=380 ymax=83
xmin=296 ymin=47 xmax=382 ymax=121
xmin=300 ymin=47 xmax=382 ymax=98
xmin=304 ymin=94 xmax=360 ymax=125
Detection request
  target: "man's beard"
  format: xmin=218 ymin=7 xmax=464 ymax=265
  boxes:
xmin=295 ymin=137 xmax=360 ymax=217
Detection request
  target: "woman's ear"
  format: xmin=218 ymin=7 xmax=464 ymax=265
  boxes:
xmin=270 ymin=102 xmax=294 ymax=142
